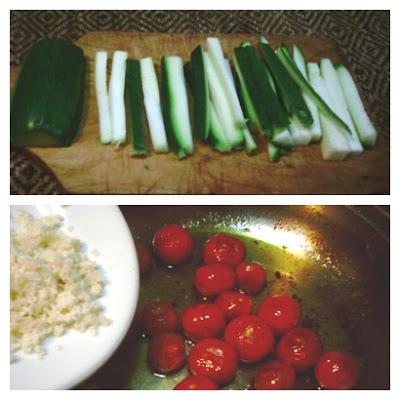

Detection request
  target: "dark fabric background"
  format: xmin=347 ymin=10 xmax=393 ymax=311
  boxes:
xmin=10 ymin=10 xmax=390 ymax=194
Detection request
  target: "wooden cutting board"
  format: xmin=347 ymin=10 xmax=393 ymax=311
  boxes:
xmin=10 ymin=32 xmax=389 ymax=194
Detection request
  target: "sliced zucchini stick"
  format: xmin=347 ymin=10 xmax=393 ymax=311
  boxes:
xmin=126 ymin=59 xmax=147 ymax=156
xmin=204 ymin=52 xmax=242 ymax=149
xmin=207 ymin=38 xmax=256 ymax=154
xmin=320 ymin=58 xmax=363 ymax=154
xmin=209 ymin=101 xmax=232 ymax=152
xmin=161 ymin=56 xmax=194 ymax=159
xmin=233 ymin=46 xmax=272 ymax=136
xmin=95 ymin=51 xmax=112 ymax=144
xmin=292 ymin=44 xmax=322 ymax=142
xmin=275 ymin=45 xmax=351 ymax=135
xmin=336 ymin=64 xmax=377 ymax=147
xmin=185 ymin=60 xmax=231 ymax=153
xmin=308 ymin=63 xmax=350 ymax=160
xmin=140 ymin=57 xmax=169 ymax=153
xmin=259 ymin=37 xmax=313 ymax=128
xmin=224 ymin=58 xmax=258 ymax=154
xmin=190 ymin=45 xmax=210 ymax=141
xmin=109 ymin=50 xmax=128 ymax=145
xmin=288 ymin=115 xmax=313 ymax=146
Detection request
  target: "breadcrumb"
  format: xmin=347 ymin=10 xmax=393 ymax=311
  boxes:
xmin=10 ymin=211 xmax=111 ymax=360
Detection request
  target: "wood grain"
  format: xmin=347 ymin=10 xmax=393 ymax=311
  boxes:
xmin=10 ymin=32 xmax=389 ymax=194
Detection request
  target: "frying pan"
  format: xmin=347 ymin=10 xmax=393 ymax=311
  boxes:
xmin=77 ymin=205 xmax=389 ymax=390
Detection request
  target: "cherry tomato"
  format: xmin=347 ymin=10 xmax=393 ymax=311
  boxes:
xmin=153 ymin=224 xmax=194 ymax=265
xmin=188 ymin=338 xmax=239 ymax=385
xmin=182 ymin=303 xmax=225 ymax=341
xmin=235 ymin=262 xmax=266 ymax=295
xmin=174 ymin=375 xmax=219 ymax=390
xmin=215 ymin=290 xmax=253 ymax=320
xmin=202 ymin=233 xmax=246 ymax=267
xmin=141 ymin=300 xmax=179 ymax=336
xmin=257 ymin=295 xmax=300 ymax=336
xmin=148 ymin=332 xmax=185 ymax=374
xmin=277 ymin=327 xmax=322 ymax=371
xmin=254 ymin=359 xmax=296 ymax=390
xmin=315 ymin=350 xmax=360 ymax=389
xmin=224 ymin=315 xmax=274 ymax=363
xmin=194 ymin=263 xmax=235 ymax=298
xmin=135 ymin=242 xmax=152 ymax=276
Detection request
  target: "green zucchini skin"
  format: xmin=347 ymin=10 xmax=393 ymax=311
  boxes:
xmin=190 ymin=45 xmax=210 ymax=140
xmin=259 ymin=41 xmax=313 ymax=128
xmin=161 ymin=56 xmax=193 ymax=159
xmin=234 ymin=45 xmax=291 ymax=137
xmin=125 ymin=59 xmax=147 ymax=156
xmin=11 ymin=38 xmax=86 ymax=147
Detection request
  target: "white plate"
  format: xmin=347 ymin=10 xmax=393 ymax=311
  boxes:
xmin=10 ymin=205 xmax=139 ymax=390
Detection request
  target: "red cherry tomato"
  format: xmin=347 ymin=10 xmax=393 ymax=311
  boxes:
xmin=277 ymin=327 xmax=322 ymax=371
xmin=148 ymin=332 xmax=185 ymax=374
xmin=135 ymin=242 xmax=152 ymax=276
xmin=194 ymin=264 xmax=235 ymax=298
xmin=188 ymin=338 xmax=238 ymax=385
xmin=141 ymin=300 xmax=179 ymax=336
xmin=153 ymin=224 xmax=194 ymax=265
xmin=174 ymin=375 xmax=219 ymax=390
xmin=202 ymin=233 xmax=246 ymax=267
xmin=182 ymin=303 xmax=225 ymax=341
xmin=224 ymin=315 xmax=274 ymax=363
xmin=254 ymin=359 xmax=296 ymax=390
xmin=215 ymin=290 xmax=253 ymax=320
xmin=235 ymin=262 xmax=266 ymax=295
xmin=315 ymin=350 xmax=360 ymax=389
xmin=257 ymin=295 xmax=300 ymax=336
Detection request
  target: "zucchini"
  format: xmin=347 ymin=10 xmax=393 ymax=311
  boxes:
xmin=307 ymin=63 xmax=350 ymax=160
xmin=234 ymin=43 xmax=292 ymax=151
xmin=95 ymin=51 xmax=112 ymax=144
xmin=140 ymin=57 xmax=169 ymax=153
xmin=125 ymin=59 xmax=147 ymax=156
xmin=109 ymin=50 xmax=128 ymax=145
xmin=11 ymin=38 xmax=86 ymax=147
xmin=204 ymin=52 xmax=242 ymax=149
xmin=320 ymin=58 xmax=363 ymax=154
xmin=185 ymin=60 xmax=231 ymax=152
xmin=161 ymin=56 xmax=194 ymax=159
xmin=209 ymin=102 xmax=232 ymax=152
xmin=259 ymin=37 xmax=313 ymax=128
xmin=233 ymin=46 xmax=273 ymax=136
xmin=207 ymin=38 xmax=254 ymax=150
xmin=335 ymin=64 xmax=377 ymax=147
xmin=190 ymin=45 xmax=210 ymax=140
xmin=292 ymin=44 xmax=322 ymax=142
xmin=275 ymin=45 xmax=351 ymax=135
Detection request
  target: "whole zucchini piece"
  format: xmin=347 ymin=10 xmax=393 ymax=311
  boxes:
xmin=11 ymin=38 xmax=86 ymax=147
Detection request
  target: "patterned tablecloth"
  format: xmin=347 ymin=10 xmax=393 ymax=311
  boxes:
xmin=10 ymin=10 xmax=390 ymax=194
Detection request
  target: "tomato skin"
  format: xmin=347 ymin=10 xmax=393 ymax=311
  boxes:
xmin=188 ymin=338 xmax=239 ymax=385
xmin=135 ymin=242 xmax=152 ymax=276
xmin=235 ymin=262 xmax=266 ymax=295
xmin=182 ymin=303 xmax=225 ymax=341
xmin=153 ymin=224 xmax=194 ymax=265
xmin=257 ymin=295 xmax=300 ymax=336
xmin=315 ymin=351 xmax=360 ymax=389
xmin=148 ymin=332 xmax=185 ymax=374
xmin=194 ymin=263 xmax=235 ymax=298
xmin=215 ymin=291 xmax=253 ymax=320
xmin=254 ymin=359 xmax=296 ymax=390
xmin=202 ymin=233 xmax=246 ymax=267
xmin=224 ymin=315 xmax=274 ymax=363
xmin=141 ymin=300 xmax=179 ymax=336
xmin=174 ymin=375 xmax=219 ymax=390
xmin=277 ymin=327 xmax=322 ymax=371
